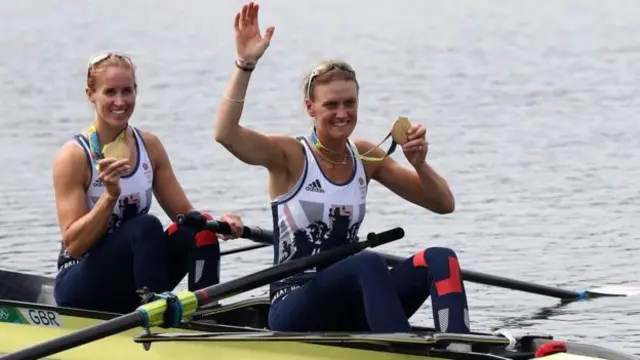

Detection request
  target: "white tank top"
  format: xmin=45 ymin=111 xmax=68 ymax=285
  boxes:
xmin=57 ymin=126 xmax=154 ymax=268
xmin=269 ymin=136 xmax=368 ymax=301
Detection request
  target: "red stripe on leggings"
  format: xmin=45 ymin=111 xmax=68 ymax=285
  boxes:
xmin=412 ymin=249 xmax=428 ymax=268
xmin=435 ymin=256 xmax=463 ymax=296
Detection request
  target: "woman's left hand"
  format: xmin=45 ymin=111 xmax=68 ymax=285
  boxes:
xmin=402 ymin=122 xmax=429 ymax=167
xmin=218 ymin=213 xmax=245 ymax=240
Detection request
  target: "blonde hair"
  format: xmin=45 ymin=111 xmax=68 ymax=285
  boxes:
xmin=302 ymin=59 xmax=359 ymax=101
xmin=86 ymin=52 xmax=137 ymax=92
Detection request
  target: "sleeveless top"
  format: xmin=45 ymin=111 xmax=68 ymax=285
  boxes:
xmin=269 ymin=136 xmax=369 ymax=302
xmin=57 ymin=126 xmax=155 ymax=270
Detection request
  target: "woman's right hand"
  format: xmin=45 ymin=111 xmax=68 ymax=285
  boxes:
xmin=234 ymin=1 xmax=275 ymax=62
xmin=98 ymin=158 xmax=130 ymax=199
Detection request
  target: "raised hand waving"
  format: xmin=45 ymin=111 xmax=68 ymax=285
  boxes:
xmin=234 ymin=2 xmax=275 ymax=63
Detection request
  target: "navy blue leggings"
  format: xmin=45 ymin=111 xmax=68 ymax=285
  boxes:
xmin=54 ymin=214 xmax=220 ymax=314
xmin=268 ymin=247 xmax=470 ymax=333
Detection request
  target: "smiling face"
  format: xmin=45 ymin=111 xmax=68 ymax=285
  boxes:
xmin=304 ymin=60 xmax=360 ymax=143
xmin=85 ymin=53 xmax=137 ymax=128
xmin=307 ymin=80 xmax=359 ymax=140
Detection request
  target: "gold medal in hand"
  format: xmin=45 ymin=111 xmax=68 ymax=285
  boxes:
xmin=99 ymin=141 xmax=130 ymax=172
xmin=391 ymin=116 xmax=411 ymax=145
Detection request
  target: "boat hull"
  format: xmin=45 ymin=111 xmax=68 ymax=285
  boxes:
xmin=0 ymin=269 xmax=637 ymax=360
xmin=0 ymin=299 xmax=434 ymax=360
xmin=1 ymin=323 xmax=432 ymax=360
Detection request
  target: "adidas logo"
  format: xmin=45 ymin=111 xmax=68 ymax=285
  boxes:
xmin=305 ymin=179 xmax=324 ymax=193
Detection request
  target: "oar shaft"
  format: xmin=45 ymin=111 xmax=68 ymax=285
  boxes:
xmin=462 ymin=269 xmax=580 ymax=299
xmin=215 ymin=225 xmax=583 ymax=300
xmin=182 ymin=219 xmax=586 ymax=302
xmin=0 ymin=312 xmax=143 ymax=360
xmin=221 ymin=243 xmax=270 ymax=256
xmin=374 ymin=251 xmax=582 ymax=300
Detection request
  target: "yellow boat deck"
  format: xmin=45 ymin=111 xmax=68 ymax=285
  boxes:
xmin=0 ymin=309 xmax=431 ymax=360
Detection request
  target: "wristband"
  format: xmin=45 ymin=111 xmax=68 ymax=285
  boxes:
xmin=235 ymin=58 xmax=256 ymax=72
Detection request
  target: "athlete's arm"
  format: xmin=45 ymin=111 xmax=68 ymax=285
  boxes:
xmin=213 ymin=67 xmax=295 ymax=172
xmin=52 ymin=142 xmax=118 ymax=258
xmin=357 ymin=139 xmax=455 ymax=214
xmin=141 ymin=131 xmax=195 ymax=221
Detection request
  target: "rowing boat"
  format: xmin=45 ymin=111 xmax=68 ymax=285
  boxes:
xmin=0 ymin=268 xmax=636 ymax=360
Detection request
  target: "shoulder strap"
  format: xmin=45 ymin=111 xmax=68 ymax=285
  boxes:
xmin=73 ymin=134 xmax=94 ymax=172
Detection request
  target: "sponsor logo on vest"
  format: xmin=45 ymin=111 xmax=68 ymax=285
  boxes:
xmin=358 ymin=176 xmax=367 ymax=199
xmin=142 ymin=162 xmax=153 ymax=182
xmin=305 ymin=179 xmax=324 ymax=193
xmin=92 ymin=178 xmax=104 ymax=187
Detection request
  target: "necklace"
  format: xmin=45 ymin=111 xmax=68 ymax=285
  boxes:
xmin=309 ymin=116 xmax=410 ymax=163
xmin=314 ymin=148 xmax=348 ymax=167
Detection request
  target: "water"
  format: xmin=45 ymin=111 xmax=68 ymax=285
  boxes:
xmin=1 ymin=0 xmax=639 ymax=356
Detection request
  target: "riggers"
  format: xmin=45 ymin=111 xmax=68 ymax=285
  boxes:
xmin=54 ymin=214 xmax=220 ymax=314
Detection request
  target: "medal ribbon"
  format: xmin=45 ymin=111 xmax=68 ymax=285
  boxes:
xmin=310 ymin=128 xmax=397 ymax=162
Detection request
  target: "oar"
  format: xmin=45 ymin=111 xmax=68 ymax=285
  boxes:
xmin=0 ymin=224 xmax=405 ymax=360
xmin=221 ymin=243 xmax=269 ymax=256
xmin=373 ymin=251 xmax=629 ymax=302
xmin=176 ymin=212 xmax=273 ymax=244
xmin=204 ymin=219 xmax=632 ymax=303
xmin=175 ymin=213 xmax=272 ymax=257
xmin=183 ymin=216 xmax=635 ymax=302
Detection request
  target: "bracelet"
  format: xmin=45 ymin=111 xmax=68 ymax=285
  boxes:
xmin=222 ymin=93 xmax=244 ymax=103
xmin=235 ymin=58 xmax=256 ymax=72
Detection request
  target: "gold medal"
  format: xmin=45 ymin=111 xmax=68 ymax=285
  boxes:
xmin=391 ymin=116 xmax=411 ymax=145
xmin=102 ymin=141 xmax=130 ymax=160
xmin=98 ymin=141 xmax=129 ymax=173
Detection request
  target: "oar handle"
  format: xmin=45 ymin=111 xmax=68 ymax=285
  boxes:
xmin=366 ymin=227 xmax=404 ymax=247
xmin=175 ymin=213 xmax=273 ymax=243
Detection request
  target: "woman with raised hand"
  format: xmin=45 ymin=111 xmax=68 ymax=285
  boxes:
xmin=214 ymin=2 xmax=471 ymax=348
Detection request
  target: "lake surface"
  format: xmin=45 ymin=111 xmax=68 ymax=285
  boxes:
xmin=1 ymin=0 xmax=639 ymax=356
